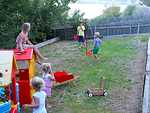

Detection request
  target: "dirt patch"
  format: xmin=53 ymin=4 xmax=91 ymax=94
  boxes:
xmin=109 ymin=40 xmax=147 ymax=113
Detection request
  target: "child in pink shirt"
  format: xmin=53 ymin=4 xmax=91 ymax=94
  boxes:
xmin=16 ymin=23 xmax=48 ymax=64
xmin=41 ymin=63 xmax=55 ymax=97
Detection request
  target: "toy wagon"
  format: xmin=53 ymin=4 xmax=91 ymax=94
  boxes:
xmin=86 ymin=77 xmax=108 ymax=97
xmin=53 ymin=71 xmax=79 ymax=87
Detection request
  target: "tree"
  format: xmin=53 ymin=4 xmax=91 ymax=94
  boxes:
xmin=122 ymin=5 xmax=136 ymax=16
xmin=90 ymin=6 xmax=121 ymax=25
xmin=26 ymin=0 xmax=77 ymax=42
xmin=69 ymin=10 xmax=85 ymax=27
xmin=103 ymin=6 xmax=121 ymax=18
xmin=140 ymin=0 xmax=150 ymax=6
xmin=0 ymin=0 xmax=31 ymax=48
xmin=0 ymin=0 xmax=76 ymax=48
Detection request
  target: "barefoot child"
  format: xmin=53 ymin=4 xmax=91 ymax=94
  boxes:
xmin=23 ymin=76 xmax=47 ymax=113
xmin=41 ymin=63 xmax=55 ymax=97
xmin=16 ymin=22 xmax=48 ymax=64
xmin=93 ymin=32 xmax=102 ymax=59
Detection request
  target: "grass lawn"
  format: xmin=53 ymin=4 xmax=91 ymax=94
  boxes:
xmin=40 ymin=35 xmax=148 ymax=113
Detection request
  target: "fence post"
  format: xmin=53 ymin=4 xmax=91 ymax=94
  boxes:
xmin=130 ymin=25 xmax=132 ymax=34
xmin=137 ymin=24 xmax=140 ymax=34
xmin=106 ymin=27 xmax=108 ymax=36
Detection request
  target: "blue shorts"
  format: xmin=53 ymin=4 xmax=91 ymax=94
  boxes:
xmin=78 ymin=36 xmax=85 ymax=42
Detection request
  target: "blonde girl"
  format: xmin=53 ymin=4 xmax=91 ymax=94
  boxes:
xmin=23 ymin=76 xmax=47 ymax=113
xmin=41 ymin=63 xmax=55 ymax=97
xmin=16 ymin=23 xmax=48 ymax=64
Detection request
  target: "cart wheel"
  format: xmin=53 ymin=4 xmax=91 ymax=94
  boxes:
xmin=86 ymin=89 xmax=90 ymax=94
xmin=88 ymin=93 xmax=93 ymax=97
xmin=104 ymin=90 xmax=108 ymax=96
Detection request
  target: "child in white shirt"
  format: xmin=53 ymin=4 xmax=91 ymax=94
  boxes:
xmin=23 ymin=76 xmax=47 ymax=113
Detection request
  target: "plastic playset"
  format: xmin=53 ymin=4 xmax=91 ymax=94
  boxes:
xmin=0 ymin=48 xmax=79 ymax=113
xmin=0 ymin=50 xmax=19 ymax=113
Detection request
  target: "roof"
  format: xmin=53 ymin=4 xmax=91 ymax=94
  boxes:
xmin=14 ymin=48 xmax=34 ymax=60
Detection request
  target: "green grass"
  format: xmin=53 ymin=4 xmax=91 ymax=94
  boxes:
xmin=40 ymin=35 xmax=148 ymax=113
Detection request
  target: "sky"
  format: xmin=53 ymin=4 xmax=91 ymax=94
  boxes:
xmin=69 ymin=0 xmax=139 ymax=19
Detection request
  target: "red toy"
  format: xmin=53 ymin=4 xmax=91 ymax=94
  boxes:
xmin=10 ymin=106 xmax=18 ymax=113
xmin=86 ymin=49 xmax=93 ymax=56
xmin=73 ymin=35 xmax=79 ymax=41
xmin=53 ymin=71 xmax=79 ymax=86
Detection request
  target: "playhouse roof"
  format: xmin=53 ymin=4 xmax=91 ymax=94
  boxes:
xmin=14 ymin=48 xmax=34 ymax=60
xmin=0 ymin=50 xmax=16 ymax=86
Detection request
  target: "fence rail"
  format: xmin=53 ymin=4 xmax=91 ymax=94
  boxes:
xmin=54 ymin=24 xmax=150 ymax=40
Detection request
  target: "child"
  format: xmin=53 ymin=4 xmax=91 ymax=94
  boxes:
xmin=41 ymin=63 xmax=55 ymax=97
xmin=77 ymin=22 xmax=86 ymax=48
xmin=93 ymin=32 xmax=102 ymax=59
xmin=23 ymin=76 xmax=47 ymax=113
xmin=16 ymin=22 xmax=48 ymax=64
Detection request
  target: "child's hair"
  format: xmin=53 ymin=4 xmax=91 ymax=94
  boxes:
xmin=21 ymin=22 xmax=30 ymax=32
xmin=95 ymin=32 xmax=103 ymax=39
xmin=41 ymin=63 xmax=52 ymax=73
xmin=31 ymin=77 xmax=44 ymax=90
xmin=94 ymin=32 xmax=100 ymax=37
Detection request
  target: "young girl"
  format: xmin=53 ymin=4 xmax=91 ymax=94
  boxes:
xmin=93 ymin=32 xmax=102 ymax=59
xmin=16 ymin=22 xmax=48 ymax=64
xmin=23 ymin=76 xmax=47 ymax=113
xmin=41 ymin=63 xmax=55 ymax=97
